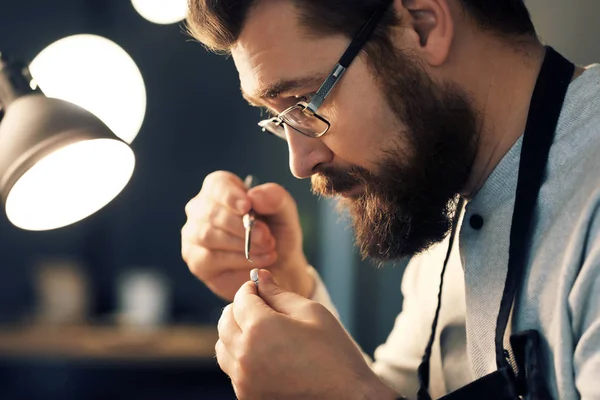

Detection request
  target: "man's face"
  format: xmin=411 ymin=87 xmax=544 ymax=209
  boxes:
xmin=232 ymin=1 xmax=478 ymax=262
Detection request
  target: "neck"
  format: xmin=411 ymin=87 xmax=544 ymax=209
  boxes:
xmin=459 ymin=39 xmax=547 ymax=199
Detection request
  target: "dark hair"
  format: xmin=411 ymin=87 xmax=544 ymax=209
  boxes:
xmin=186 ymin=0 xmax=536 ymax=54
xmin=460 ymin=0 xmax=536 ymax=37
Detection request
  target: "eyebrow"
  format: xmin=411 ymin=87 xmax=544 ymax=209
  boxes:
xmin=241 ymin=75 xmax=326 ymax=106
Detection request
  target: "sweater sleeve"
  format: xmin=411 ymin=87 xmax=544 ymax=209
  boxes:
xmin=570 ymin=208 xmax=600 ymax=400
xmin=369 ymin=257 xmax=432 ymax=400
xmin=305 ymin=265 xmax=376 ymax=366
xmin=306 ymin=265 xmax=342 ymax=320
xmin=306 ymin=260 xmax=429 ymax=400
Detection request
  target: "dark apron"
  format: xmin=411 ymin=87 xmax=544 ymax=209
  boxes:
xmin=413 ymin=47 xmax=575 ymax=400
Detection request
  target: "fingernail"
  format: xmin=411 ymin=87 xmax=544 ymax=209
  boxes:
xmin=258 ymin=268 xmax=274 ymax=285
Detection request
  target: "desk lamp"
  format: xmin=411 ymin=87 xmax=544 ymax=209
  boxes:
xmin=0 ymin=51 xmax=135 ymax=231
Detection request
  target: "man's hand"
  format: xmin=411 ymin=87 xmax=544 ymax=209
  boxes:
xmin=216 ymin=269 xmax=399 ymax=400
xmin=181 ymin=171 xmax=314 ymax=301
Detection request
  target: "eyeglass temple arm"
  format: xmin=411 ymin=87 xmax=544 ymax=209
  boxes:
xmin=306 ymin=1 xmax=392 ymax=113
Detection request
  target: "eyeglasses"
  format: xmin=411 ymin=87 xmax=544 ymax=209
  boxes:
xmin=258 ymin=1 xmax=392 ymax=140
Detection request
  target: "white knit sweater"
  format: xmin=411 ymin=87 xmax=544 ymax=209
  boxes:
xmin=311 ymin=64 xmax=600 ymax=400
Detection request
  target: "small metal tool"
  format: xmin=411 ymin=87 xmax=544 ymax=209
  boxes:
xmin=243 ymin=175 xmax=257 ymax=262
xmin=250 ymin=268 xmax=259 ymax=287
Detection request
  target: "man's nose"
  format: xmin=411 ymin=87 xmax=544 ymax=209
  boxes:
xmin=285 ymin=126 xmax=332 ymax=179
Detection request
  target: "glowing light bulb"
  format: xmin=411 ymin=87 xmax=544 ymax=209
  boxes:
xmin=131 ymin=0 xmax=188 ymax=25
xmin=29 ymin=34 xmax=146 ymax=144
xmin=6 ymin=139 xmax=135 ymax=231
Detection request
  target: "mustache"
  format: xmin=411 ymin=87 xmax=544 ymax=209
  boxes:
xmin=311 ymin=165 xmax=373 ymax=197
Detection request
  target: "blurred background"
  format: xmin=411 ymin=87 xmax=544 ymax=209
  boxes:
xmin=0 ymin=0 xmax=598 ymax=399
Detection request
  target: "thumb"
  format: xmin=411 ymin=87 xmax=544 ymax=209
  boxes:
xmin=255 ymin=269 xmax=305 ymax=315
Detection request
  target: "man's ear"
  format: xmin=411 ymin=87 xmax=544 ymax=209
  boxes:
xmin=395 ymin=0 xmax=454 ymax=67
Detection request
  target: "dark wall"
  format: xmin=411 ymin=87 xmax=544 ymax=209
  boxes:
xmin=0 ymin=0 xmax=319 ymax=325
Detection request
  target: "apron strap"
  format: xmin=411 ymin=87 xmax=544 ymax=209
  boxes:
xmin=417 ymin=198 xmax=464 ymax=400
xmin=494 ymin=46 xmax=575 ymax=369
xmin=416 ymin=46 xmax=575 ymax=400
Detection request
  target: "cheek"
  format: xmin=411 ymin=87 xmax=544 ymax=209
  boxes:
xmin=321 ymin=96 xmax=396 ymax=169
xmin=315 ymin=56 xmax=408 ymax=170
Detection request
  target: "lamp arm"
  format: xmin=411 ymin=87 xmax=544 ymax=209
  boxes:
xmin=0 ymin=52 xmax=40 ymax=115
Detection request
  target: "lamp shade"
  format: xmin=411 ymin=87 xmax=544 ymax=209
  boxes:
xmin=29 ymin=34 xmax=147 ymax=144
xmin=131 ymin=0 xmax=188 ymax=25
xmin=0 ymin=94 xmax=135 ymax=231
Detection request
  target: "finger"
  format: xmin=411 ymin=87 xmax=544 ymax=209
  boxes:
xmin=215 ymin=339 xmax=235 ymax=377
xmin=232 ymin=281 xmax=274 ymax=331
xmin=185 ymin=217 xmax=276 ymax=252
xmin=203 ymin=171 xmax=252 ymax=214
xmin=185 ymin=172 xmax=249 ymax=220
xmin=185 ymin=246 xmax=278 ymax=278
xmin=218 ymin=304 xmax=242 ymax=347
xmin=256 ymin=269 xmax=309 ymax=317
xmin=247 ymin=183 xmax=301 ymax=229
xmin=193 ymin=203 xmax=245 ymax=239
xmin=204 ymin=270 xmax=259 ymax=301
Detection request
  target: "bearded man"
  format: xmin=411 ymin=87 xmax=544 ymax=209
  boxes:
xmin=181 ymin=1 xmax=600 ymax=398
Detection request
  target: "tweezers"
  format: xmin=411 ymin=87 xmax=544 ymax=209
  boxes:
xmin=243 ymin=175 xmax=257 ymax=262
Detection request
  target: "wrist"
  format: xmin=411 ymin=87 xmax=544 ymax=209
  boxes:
xmin=276 ymin=254 xmax=314 ymax=298
xmin=295 ymin=263 xmax=316 ymax=299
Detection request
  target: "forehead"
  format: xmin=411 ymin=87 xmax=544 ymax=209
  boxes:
xmin=231 ymin=0 xmax=349 ymax=102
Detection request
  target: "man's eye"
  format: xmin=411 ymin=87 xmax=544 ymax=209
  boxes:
xmin=295 ymin=95 xmax=311 ymax=103
xmin=261 ymin=107 xmax=277 ymax=118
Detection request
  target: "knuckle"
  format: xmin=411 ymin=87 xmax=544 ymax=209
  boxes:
xmin=220 ymin=304 xmax=233 ymax=324
xmin=195 ymin=222 xmax=212 ymax=246
xmin=187 ymin=260 xmax=202 ymax=279
xmin=305 ymin=301 xmax=324 ymax=314
xmin=245 ymin=314 xmax=271 ymax=340
xmin=223 ymin=191 xmax=241 ymax=211
xmin=184 ymin=198 xmax=195 ymax=217
xmin=186 ymin=248 xmax=211 ymax=279
xmin=181 ymin=234 xmax=198 ymax=267
xmin=308 ymin=302 xmax=332 ymax=321
xmin=296 ymin=301 xmax=326 ymax=320
xmin=184 ymin=195 xmax=208 ymax=219
xmin=180 ymin=222 xmax=193 ymax=243
xmin=234 ymin=372 xmax=252 ymax=397
xmin=207 ymin=205 xmax=222 ymax=224
xmin=214 ymin=339 xmax=222 ymax=357
xmin=202 ymin=171 xmax=221 ymax=187
xmin=237 ymin=344 xmax=254 ymax=372
xmin=215 ymin=341 xmax=230 ymax=374
xmin=232 ymin=284 xmax=249 ymax=305
xmin=204 ymin=170 xmax=235 ymax=188
xmin=181 ymin=242 xmax=190 ymax=263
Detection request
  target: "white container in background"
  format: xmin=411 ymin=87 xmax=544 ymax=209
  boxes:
xmin=117 ymin=268 xmax=170 ymax=329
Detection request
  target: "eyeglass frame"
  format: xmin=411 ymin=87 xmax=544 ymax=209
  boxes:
xmin=258 ymin=0 xmax=392 ymax=139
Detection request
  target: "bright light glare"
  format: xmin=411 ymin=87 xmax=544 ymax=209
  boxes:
xmin=131 ymin=0 xmax=188 ymax=25
xmin=6 ymin=139 xmax=135 ymax=231
xmin=29 ymin=34 xmax=146 ymax=144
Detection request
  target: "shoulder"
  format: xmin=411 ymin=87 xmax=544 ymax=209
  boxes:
xmin=555 ymin=63 xmax=600 ymax=154
xmin=548 ymin=64 xmax=600 ymax=209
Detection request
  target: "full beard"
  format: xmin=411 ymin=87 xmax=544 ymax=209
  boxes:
xmin=312 ymin=50 xmax=479 ymax=263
